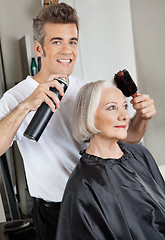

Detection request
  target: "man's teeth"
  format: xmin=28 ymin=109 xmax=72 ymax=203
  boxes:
xmin=57 ymin=59 xmax=71 ymax=63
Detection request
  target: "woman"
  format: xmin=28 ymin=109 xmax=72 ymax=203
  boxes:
xmin=56 ymin=80 xmax=165 ymax=240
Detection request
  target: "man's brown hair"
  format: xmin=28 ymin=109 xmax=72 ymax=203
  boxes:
xmin=33 ymin=2 xmax=79 ymax=48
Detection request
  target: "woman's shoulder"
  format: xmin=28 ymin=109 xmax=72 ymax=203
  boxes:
xmin=120 ymin=142 xmax=155 ymax=168
xmin=121 ymin=142 xmax=150 ymax=156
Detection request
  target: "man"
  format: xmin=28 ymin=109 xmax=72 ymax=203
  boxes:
xmin=0 ymin=3 xmax=156 ymax=240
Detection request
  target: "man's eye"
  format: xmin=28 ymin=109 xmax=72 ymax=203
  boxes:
xmin=70 ymin=41 xmax=77 ymax=45
xmin=53 ymin=41 xmax=60 ymax=45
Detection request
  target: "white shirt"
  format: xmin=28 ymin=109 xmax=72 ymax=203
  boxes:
xmin=0 ymin=75 xmax=87 ymax=202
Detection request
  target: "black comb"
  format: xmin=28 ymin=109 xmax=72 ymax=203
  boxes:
xmin=114 ymin=69 xmax=138 ymax=97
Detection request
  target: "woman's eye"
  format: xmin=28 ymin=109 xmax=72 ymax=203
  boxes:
xmin=108 ymin=105 xmax=116 ymax=110
xmin=123 ymin=104 xmax=128 ymax=110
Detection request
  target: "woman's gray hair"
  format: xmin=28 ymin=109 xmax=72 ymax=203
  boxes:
xmin=72 ymin=80 xmax=115 ymax=144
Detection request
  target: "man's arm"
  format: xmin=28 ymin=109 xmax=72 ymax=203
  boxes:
xmin=124 ymin=93 xmax=156 ymax=143
xmin=0 ymin=103 xmax=29 ymax=156
xmin=0 ymin=75 xmax=67 ymax=156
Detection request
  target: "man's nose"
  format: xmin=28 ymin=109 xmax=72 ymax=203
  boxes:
xmin=61 ymin=44 xmax=72 ymax=54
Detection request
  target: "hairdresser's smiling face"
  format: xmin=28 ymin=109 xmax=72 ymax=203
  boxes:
xmin=94 ymin=87 xmax=130 ymax=142
xmin=40 ymin=23 xmax=78 ymax=76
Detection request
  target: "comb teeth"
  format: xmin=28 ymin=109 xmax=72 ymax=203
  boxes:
xmin=114 ymin=69 xmax=138 ymax=97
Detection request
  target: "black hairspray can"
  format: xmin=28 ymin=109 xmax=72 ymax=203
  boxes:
xmin=23 ymin=77 xmax=68 ymax=141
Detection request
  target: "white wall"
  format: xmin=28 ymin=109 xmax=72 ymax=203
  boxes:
xmin=75 ymin=0 xmax=137 ymax=84
xmin=0 ymin=0 xmax=42 ymax=89
xmin=130 ymin=0 xmax=165 ymax=166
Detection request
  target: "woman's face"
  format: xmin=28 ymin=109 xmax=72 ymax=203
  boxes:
xmin=94 ymin=87 xmax=130 ymax=141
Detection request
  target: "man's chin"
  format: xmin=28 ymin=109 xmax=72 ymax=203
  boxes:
xmin=54 ymin=69 xmax=73 ymax=77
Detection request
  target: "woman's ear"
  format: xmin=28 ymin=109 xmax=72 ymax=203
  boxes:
xmin=34 ymin=40 xmax=44 ymax=57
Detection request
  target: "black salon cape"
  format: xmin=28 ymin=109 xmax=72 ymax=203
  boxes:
xmin=56 ymin=143 xmax=165 ymax=240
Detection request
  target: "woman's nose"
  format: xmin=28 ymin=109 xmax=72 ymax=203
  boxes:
xmin=118 ymin=109 xmax=129 ymax=121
